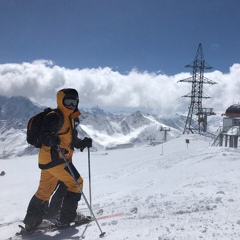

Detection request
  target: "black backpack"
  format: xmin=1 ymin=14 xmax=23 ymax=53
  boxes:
xmin=27 ymin=108 xmax=63 ymax=148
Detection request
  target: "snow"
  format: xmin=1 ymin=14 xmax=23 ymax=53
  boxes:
xmin=227 ymin=126 xmax=240 ymax=135
xmin=1 ymin=134 xmax=240 ymax=239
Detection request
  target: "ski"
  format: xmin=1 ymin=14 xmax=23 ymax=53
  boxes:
xmin=6 ymin=227 xmax=48 ymax=240
xmin=6 ymin=218 xmax=93 ymax=240
xmin=52 ymin=217 xmax=94 ymax=232
xmin=6 ymin=207 xmax=138 ymax=239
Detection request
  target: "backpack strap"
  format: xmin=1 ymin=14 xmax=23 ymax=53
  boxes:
xmin=53 ymin=109 xmax=64 ymax=133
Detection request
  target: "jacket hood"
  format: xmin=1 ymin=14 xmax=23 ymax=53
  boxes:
xmin=57 ymin=88 xmax=79 ymax=116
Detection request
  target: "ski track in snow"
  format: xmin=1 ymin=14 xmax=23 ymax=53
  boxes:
xmin=1 ymin=134 xmax=240 ymax=239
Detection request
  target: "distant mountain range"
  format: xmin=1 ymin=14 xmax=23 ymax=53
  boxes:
xmin=0 ymin=95 xmax=222 ymax=159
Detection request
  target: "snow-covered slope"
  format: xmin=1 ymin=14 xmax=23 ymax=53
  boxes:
xmin=1 ymin=134 xmax=240 ymax=239
xmin=79 ymin=109 xmax=181 ymax=150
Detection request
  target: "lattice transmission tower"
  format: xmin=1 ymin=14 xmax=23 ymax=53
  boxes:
xmin=178 ymin=43 xmax=217 ymax=134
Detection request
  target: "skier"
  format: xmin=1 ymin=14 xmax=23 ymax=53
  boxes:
xmin=22 ymin=88 xmax=92 ymax=232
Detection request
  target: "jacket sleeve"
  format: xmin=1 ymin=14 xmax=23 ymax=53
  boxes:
xmin=40 ymin=112 xmax=60 ymax=146
xmin=72 ymin=129 xmax=85 ymax=149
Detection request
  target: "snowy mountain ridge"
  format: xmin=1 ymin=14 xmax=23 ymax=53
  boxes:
xmin=0 ymin=95 xmax=222 ymax=158
xmin=0 ymin=95 xmax=182 ymax=158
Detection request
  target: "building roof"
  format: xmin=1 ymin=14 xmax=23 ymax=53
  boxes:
xmin=225 ymin=104 xmax=240 ymax=116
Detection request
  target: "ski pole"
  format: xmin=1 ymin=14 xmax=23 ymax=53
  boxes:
xmin=79 ymin=148 xmax=92 ymax=239
xmin=57 ymin=145 xmax=106 ymax=238
xmin=88 ymin=147 xmax=92 ymax=208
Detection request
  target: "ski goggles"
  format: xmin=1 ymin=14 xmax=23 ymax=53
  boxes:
xmin=63 ymin=98 xmax=78 ymax=107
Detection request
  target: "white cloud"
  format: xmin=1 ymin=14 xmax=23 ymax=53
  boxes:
xmin=0 ymin=60 xmax=239 ymax=116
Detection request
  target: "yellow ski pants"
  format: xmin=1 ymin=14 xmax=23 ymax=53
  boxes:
xmin=35 ymin=163 xmax=83 ymax=201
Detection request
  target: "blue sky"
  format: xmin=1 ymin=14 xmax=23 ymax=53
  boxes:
xmin=0 ymin=0 xmax=239 ymax=75
xmin=0 ymin=0 xmax=240 ymax=116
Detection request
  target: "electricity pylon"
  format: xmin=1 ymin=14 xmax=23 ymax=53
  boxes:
xmin=178 ymin=43 xmax=217 ymax=134
xmin=160 ymin=126 xmax=171 ymax=142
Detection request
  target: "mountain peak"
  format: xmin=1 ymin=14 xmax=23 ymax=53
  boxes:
xmin=0 ymin=95 xmax=41 ymax=120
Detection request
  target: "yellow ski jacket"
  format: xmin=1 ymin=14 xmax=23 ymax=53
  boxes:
xmin=38 ymin=89 xmax=83 ymax=169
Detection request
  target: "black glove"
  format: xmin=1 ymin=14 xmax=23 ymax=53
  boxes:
xmin=47 ymin=132 xmax=60 ymax=146
xmin=82 ymin=137 xmax=92 ymax=149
